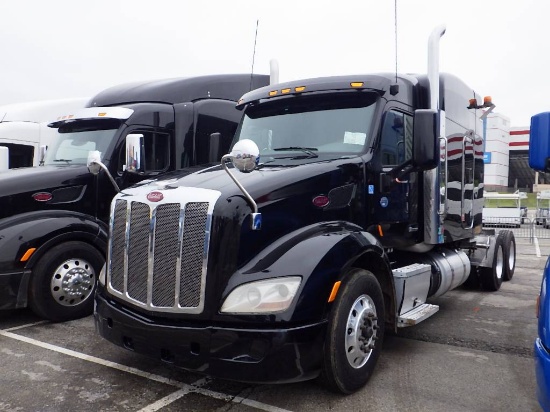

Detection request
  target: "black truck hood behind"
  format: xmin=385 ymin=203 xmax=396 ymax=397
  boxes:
xmin=0 ymin=165 xmax=93 ymax=220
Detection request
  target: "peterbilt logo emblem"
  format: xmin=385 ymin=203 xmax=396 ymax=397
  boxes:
xmin=146 ymin=191 xmax=164 ymax=202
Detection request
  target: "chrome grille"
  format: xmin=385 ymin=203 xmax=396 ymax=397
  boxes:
xmin=110 ymin=200 xmax=127 ymax=292
xmin=151 ymin=204 xmax=181 ymax=307
xmin=107 ymin=187 xmax=219 ymax=314
xmin=180 ymin=202 xmax=209 ymax=307
xmin=127 ymin=202 xmax=150 ymax=303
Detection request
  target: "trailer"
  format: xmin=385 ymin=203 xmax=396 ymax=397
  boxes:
xmin=0 ymin=98 xmax=88 ymax=169
xmin=482 ymin=191 xmax=527 ymax=227
xmin=94 ymin=27 xmax=515 ymax=394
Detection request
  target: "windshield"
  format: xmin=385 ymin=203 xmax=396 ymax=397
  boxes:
xmin=235 ymin=92 xmax=378 ymax=158
xmin=44 ymin=128 xmax=118 ymax=165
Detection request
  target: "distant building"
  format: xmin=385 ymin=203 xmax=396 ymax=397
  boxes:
xmin=483 ymin=112 xmax=535 ymax=192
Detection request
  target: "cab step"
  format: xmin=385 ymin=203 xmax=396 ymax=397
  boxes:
xmin=397 ymin=303 xmax=439 ymax=328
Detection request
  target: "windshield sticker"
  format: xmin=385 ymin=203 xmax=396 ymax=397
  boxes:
xmin=343 ymin=131 xmax=366 ymax=145
xmin=368 ymin=185 xmax=374 ymax=194
xmin=380 ymin=197 xmax=389 ymax=208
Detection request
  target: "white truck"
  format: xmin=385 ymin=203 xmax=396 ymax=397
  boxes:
xmin=0 ymin=97 xmax=87 ymax=170
xmin=482 ymin=191 xmax=527 ymax=227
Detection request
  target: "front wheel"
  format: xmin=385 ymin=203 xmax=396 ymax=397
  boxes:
xmin=29 ymin=241 xmax=104 ymax=322
xmin=319 ymin=268 xmax=385 ymax=394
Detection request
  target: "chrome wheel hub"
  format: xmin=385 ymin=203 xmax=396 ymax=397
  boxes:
xmin=50 ymin=259 xmax=95 ymax=306
xmin=345 ymin=294 xmax=378 ymax=369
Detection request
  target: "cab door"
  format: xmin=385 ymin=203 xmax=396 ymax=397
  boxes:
xmin=372 ymin=109 xmax=418 ymax=244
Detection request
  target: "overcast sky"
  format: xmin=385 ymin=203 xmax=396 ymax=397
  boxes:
xmin=2 ymin=0 xmax=548 ymax=126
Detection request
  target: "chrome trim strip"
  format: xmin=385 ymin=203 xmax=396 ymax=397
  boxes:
xmin=147 ymin=205 xmax=157 ymax=306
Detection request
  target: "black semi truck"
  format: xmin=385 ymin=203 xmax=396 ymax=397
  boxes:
xmin=0 ymin=74 xmax=270 ymax=321
xmin=94 ymin=27 xmax=515 ymax=393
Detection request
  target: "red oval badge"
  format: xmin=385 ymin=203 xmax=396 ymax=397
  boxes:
xmin=147 ymin=191 xmax=164 ymax=202
xmin=312 ymin=195 xmax=330 ymax=208
xmin=32 ymin=192 xmax=53 ymax=202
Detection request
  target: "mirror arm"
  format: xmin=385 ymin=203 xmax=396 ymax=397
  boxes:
xmin=90 ymin=160 xmax=121 ymax=193
xmin=389 ymin=159 xmax=414 ymax=181
xmin=221 ymin=155 xmax=258 ymax=214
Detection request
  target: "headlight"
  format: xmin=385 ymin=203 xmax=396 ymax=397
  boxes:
xmin=98 ymin=264 xmax=106 ymax=286
xmin=220 ymin=276 xmax=301 ymax=314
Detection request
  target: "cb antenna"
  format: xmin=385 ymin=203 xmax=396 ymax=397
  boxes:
xmin=250 ymin=20 xmax=259 ymax=91
xmin=390 ymin=0 xmax=399 ymax=96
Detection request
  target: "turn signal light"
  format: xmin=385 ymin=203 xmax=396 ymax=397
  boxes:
xmin=328 ymin=281 xmax=342 ymax=303
xmin=351 ymin=82 xmax=364 ymax=88
xmin=20 ymin=248 xmax=36 ymax=262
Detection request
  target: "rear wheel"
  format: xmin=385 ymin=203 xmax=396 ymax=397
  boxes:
xmin=319 ymin=268 xmax=385 ymax=394
xmin=498 ymin=230 xmax=516 ymax=281
xmin=29 ymin=241 xmax=103 ymax=322
xmin=479 ymin=236 xmax=504 ymax=291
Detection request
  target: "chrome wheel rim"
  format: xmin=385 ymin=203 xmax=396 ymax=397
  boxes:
xmin=50 ymin=258 xmax=95 ymax=306
xmin=345 ymin=294 xmax=378 ymax=369
xmin=508 ymin=241 xmax=515 ymax=272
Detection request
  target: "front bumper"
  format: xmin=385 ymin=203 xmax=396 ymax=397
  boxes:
xmin=95 ymin=293 xmax=327 ymax=384
xmin=0 ymin=270 xmax=29 ymax=310
xmin=535 ymin=338 xmax=550 ymax=411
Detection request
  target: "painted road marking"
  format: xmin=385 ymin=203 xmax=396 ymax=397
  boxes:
xmin=4 ymin=320 xmax=49 ymax=332
xmin=535 ymin=237 xmax=541 ymax=257
xmin=0 ymin=329 xmax=292 ymax=412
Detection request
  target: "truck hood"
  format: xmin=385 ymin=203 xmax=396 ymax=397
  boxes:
xmin=0 ymin=165 xmax=93 ymax=220
xmin=122 ymin=156 xmax=364 ymax=210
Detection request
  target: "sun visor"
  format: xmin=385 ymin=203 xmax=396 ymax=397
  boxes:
xmin=48 ymin=107 xmax=134 ymax=128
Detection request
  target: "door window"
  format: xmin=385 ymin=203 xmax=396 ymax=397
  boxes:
xmin=379 ymin=111 xmax=413 ymax=166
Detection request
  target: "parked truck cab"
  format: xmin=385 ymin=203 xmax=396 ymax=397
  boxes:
xmin=95 ymin=28 xmax=515 ymax=393
xmin=0 ymin=74 xmax=269 ymax=321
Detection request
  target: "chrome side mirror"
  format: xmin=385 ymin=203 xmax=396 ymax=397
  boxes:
xmin=87 ymin=150 xmax=120 ymax=192
xmin=87 ymin=150 xmax=102 ymax=175
xmin=221 ymin=139 xmax=261 ymax=230
xmin=39 ymin=145 xmax=47 ymax=166
xmin=125 ymin=133 xmax=145 ymax=174
xmin=227 ymin=139 xmax=260 ymax=173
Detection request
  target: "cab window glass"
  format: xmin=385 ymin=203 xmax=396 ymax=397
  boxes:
xmin=380 ymin=111 xmax=413 ymax=166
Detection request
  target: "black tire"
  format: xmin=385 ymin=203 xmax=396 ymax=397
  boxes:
xmin=498 ymin=230 xmax=516 ymax=281
xmin=28 ymin=241 xmax=104 ymax=322
xmin=319 ymin=268 xmax=385 ymax=394
xmin=479 ymin=236 xmax=504 ymax=292
xmin=462 ymin=269 xmax=480 ymax=290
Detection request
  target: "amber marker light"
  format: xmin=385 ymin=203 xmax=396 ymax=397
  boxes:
xmin=281 ymin=88 xmax=291 ymax=94
xmin=20 ymin=248 xmax=36 ymax=262
xmin=98 ymin=112 xmax=107 ymax=116
xmin=328 ymin=281 xmax=342 ymax=303
xmin=295 ymin=86 xmax=306 ymax=92
xmin=467 ymin=98 xmax=478 ymax=109
xmin=378 ymin=225 xmax=384 ymax=237
xmin=268 ymin=90 xmax=278 ymax=96
xmin=350 ymin=82 xmax=364 ymax=88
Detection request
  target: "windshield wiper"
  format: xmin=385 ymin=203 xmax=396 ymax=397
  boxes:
xmin=53 ymin=159 xmax=73 ymax=163
xmin=273 ymin=147 xmax=318 ymax=158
